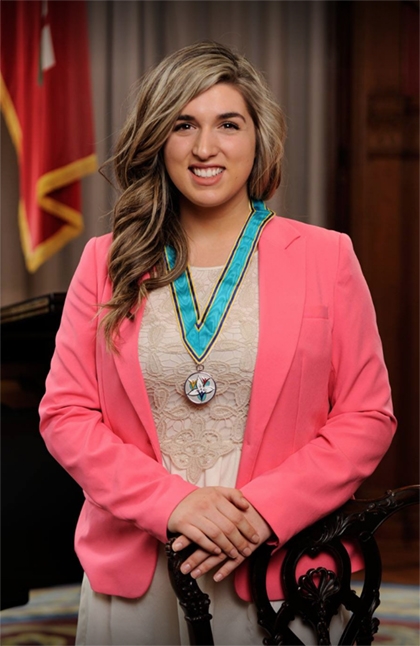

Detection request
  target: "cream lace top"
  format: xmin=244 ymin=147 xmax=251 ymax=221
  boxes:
xmin=138 ymin=253 xmax=259 ymax=486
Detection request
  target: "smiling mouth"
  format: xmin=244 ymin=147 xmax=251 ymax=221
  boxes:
xmin=190 ymin=167 xmax=224 ymax=178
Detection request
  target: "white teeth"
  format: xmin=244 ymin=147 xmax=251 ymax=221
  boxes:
xmin=192 ymin=167 xmax=223 ymax=178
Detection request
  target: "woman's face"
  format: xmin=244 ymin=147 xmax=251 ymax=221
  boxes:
xmin=163 ymin=83 xmax=256 ymax=213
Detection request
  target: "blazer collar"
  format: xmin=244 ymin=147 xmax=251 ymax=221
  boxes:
xmin=236 ymin=216 xmax=306 ymax=487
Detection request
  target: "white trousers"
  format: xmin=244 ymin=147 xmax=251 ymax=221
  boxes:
xmin=76 ymin=546 xmax=350 ymax=646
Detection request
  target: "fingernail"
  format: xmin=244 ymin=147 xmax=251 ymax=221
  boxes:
xmin=214 ymin=573 xmax=223 ymax=582
xmin=173 ymin=541 xmax=183 ymax=551
xmin=251 ymin=534 xmax=259 ymax=543
xmin=213 ymin=547 xmax=222 ymax=555
xmin=229 ymin=548 xmax=238 ymax=558
xmin=242 ymin=547 xmax=251 ymax=557
xmin=191 ymin=569 xmax=201 ymax=579
xmin=181 ymin=563 xmax=191 ymax=574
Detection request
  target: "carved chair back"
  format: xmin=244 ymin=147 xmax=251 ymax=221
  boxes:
xmin=166 ymin=486 xmax=420 ymax=646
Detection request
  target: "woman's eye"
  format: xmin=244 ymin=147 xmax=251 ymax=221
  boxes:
xmin=173 ymin=123 xmax=192 ymax=132
xmin=221 ymin=122 xmax=239 ymax=130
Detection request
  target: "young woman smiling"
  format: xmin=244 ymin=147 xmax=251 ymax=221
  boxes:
xmin=39 ymin=42 xmax=396 ymax=645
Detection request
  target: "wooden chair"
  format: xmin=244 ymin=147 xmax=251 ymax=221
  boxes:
xmin=166 ymin=485 xmax=419 ymax=645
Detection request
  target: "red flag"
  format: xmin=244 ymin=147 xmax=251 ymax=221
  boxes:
xmin=1 ymin=0 xmax=97 ymax=272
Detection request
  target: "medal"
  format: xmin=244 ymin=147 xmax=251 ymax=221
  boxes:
xmin=165 ymin=200 xmax=274 ymax=404
xmin=184 ymin=365 xmax=217 ymax=405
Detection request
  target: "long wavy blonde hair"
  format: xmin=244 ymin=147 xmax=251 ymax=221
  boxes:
xmin=101 ymin=41 xmax=287 ymax=350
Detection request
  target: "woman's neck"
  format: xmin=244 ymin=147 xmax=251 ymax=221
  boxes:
xmin=180 ymin=198 xmax=252 ymax=268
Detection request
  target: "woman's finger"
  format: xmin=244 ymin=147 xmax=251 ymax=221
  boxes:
xmin=215 ymin=497 xmax=259 ymax=546
xmin=212 ymin=554 xmax=246 ymax=582
xmin=171 ymin=534 xmax=194 ymax=551
xmin=216 ymin=487 xmax=249 ymax=511
xmin=190 ymin=552 xmax=230 ymax=578
xmin=212 ymin=503 xmax=273 ymax=581
xmin=167 ymin=488 xmax=258 ymax=556
xmin=180 ymin=548 xmax=226 ymax=575
xmin=175 ymin=522 xmax=234 ymax=556
xmin=180 ymin=548 xmax=244 ymax=580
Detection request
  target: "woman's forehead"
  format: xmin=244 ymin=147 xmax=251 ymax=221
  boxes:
xmin=178 ymin=84 xmax=251 ymax=118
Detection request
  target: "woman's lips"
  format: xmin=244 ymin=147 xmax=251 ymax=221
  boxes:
xmin=189 ymin=166 xmax=225 ymax=184
xmin=190 ymin=166 xmax=224 ymax=178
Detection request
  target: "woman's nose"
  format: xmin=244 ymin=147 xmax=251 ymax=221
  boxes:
xmin=192 ymin=129 xmax=217 ymax=159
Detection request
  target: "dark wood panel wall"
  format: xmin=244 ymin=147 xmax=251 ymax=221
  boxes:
xmin=328 ymin=0 xmax=419 ymax=537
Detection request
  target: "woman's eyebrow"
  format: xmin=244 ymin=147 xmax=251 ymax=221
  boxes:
xmin=175 ymin=112 xmax=246 ymax=123
xmin=176 ymin=114 xmax=197 ymax=122
xmin=219 ymin=112 xmax=246 ymax=122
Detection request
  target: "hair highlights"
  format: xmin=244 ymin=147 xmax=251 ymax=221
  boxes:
xmin=101 ymin=41 xmax=287 ymax=349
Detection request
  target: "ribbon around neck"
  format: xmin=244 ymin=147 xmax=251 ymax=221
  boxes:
xmin=165 ymin=199 xmax=274 ymax=364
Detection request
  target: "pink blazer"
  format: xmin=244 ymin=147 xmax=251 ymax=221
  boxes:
xmin=39 ymin=215 xmax=396 ymax=601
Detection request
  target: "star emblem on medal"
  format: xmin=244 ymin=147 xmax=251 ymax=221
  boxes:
xmin=185 ymin=372 xmax=216 ymax=405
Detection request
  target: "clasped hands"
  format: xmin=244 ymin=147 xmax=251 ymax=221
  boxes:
xmin=167 ymin=486 xmax=271 ymax=583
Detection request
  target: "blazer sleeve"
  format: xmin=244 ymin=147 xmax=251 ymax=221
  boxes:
xmin=39 ymin=237 xmax=197 ymax=544
xmin=240 ymin=233 xmax=397 ymax=545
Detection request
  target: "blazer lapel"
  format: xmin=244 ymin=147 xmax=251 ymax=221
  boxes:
xmin=236 ymin=217 xmax=306 ymax=487
xmin=113 ymin=300 xmax=163 ymax=461
xmin=110 ymin=216 xmax=306 ymax=472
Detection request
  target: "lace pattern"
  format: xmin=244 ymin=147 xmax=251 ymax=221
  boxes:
xmin=138 ymin=254 xmax=259 ymax=484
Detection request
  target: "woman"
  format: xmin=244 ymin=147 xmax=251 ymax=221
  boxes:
xmin=39 ymin=42 xmax=396 ymax=645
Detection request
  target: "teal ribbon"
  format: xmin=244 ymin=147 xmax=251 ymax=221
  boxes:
xmin=165 ymin=199 xmax=274 ymax=363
